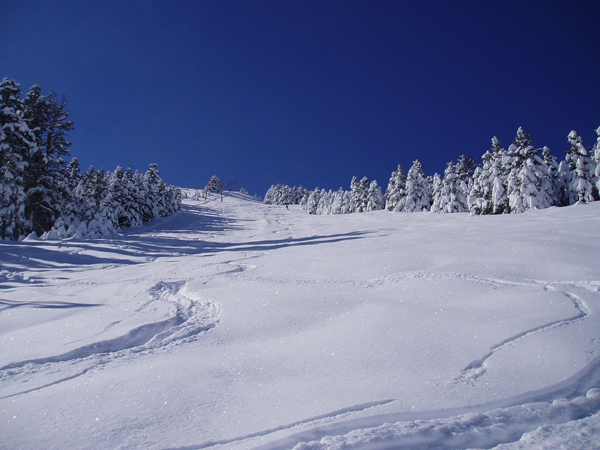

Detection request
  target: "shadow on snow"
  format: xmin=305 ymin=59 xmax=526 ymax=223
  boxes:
xmin=0 ymin=299 xmax=102 ymax=311
xmin=0 ymin=202 xmax=372 ymax=288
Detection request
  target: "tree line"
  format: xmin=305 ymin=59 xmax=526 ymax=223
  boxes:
xmin=0 ymin=78 xmax=181 ymax=240
xmin=264 ymin=126 xmax=600 ymax=215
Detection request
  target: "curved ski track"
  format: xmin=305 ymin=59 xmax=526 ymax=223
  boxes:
xmin=0 ymin=279 xmax=220 ymax=399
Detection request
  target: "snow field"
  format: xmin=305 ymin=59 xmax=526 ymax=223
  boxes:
xmin=1 ymin=193 xmax=599 ymax=449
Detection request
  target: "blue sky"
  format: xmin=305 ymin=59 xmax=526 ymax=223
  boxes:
xmin=2 ymin=0 xmax=599 ymax=196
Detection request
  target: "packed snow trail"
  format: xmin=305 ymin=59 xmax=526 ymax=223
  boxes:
xmin=1 ymin=192 xmax=599 ymax=450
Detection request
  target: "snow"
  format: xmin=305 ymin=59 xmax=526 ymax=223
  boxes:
xmin=1 ymin=192 xmax=599 ymax=450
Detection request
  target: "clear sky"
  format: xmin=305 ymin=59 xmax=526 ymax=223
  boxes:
xmin=2 ymin=0 xmax=599 ymax=196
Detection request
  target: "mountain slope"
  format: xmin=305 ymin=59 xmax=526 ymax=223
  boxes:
xmin=1 ymin=192 xmax=599 ymax=449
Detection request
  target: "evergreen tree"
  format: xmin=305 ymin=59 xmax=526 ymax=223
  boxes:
xmin=349 ymin=176 xmax=360 ymax=212
xmin=505 ymin=127 xmax=532 ymax=213
xmin=316 ymin=189 xmax=333 ymax=215
xmin=403 ymin=160 xmax=430 ymax=212
xmin=105 ymin=166 xmax=128 ymax=227
xmin=331 ymin=188 xmax=345 ymax=214
xmin=342 ymin=190 xmax=354 ymax=214
xmin=128 ymin=170 xmax=146 ymax=224
xmin=432 ymin=162 xmax=468 ymax=213
xmin=384 ymin=164 xmax=406 ymax=211
xmin=306 ymin=188 xmax=321 ymax=214
xmin=541 ymin=146 xmax=563 ymax=206
xmin=358 ymin=176 xmax=370 ymax=211
xmin=299 ymin=191 xmax=309 ymax=206
xmin=505 ymin=127 xmax=553 ymax=213
xmin=366 ymin=180 xmax=384 ymax=211
xmin=58 ymin=157 xmax=83 ymax=232
xmin=455 ymin=154 xmax=477 ymax=188
xmin=430 ymin=173 xmax=443 ymax=213
xmin=469 ymin=138 xmax=502 ymax=215
xmin=207 ymin=175 xmax=222 ymax=193
xmin=490 ymin=150 xmax=509 ymax=214
xmin=0 ymin=78 xmax=35 ymax=239
xmin=349 ymin=176 xmax=370 ymax=212
xmin=263 ymin=184 xmax=278 ymax=204
xmin=279 ymin=184 xmax=292 ymax=205
xmin=145 ymin=163 xmax=168 ymax=218
xmin=22 ymin=85 xmax=74 ymax=235
xmin=120 ymin=167 xmax=142 ymax=227
xmin=594 ymin=126 xmax=600 ymax=197
xmin=518 ymin=156 xmax=555 ymax=211
xmin=565 ymin=130 xmax=594 ymax=204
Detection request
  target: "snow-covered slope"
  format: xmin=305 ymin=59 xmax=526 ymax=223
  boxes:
xmin=1 ymin=192 xmax=599 ymax=450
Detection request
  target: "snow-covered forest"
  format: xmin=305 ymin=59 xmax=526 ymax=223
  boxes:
xmin=0 ymin=78 xmax=181 ymax=240
xmin=265 ymin=127 xmax=600 ymax=215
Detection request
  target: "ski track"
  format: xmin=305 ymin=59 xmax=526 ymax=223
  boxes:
xmin=454 ymin=288 xmax=592 ymax=385
xmin=0 ymin=280 xmax=220 ymax=399
xmin=203 ymin=257 xmax=599 ymax=391
xmin=264 ymin=387 xmax=600 ymax=450
xmin=255 ymin=355 xmax=600 ymax=450
xmin=159 ymin=400 xmax=396 ymax=450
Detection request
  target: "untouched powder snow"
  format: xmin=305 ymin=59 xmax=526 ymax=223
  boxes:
xmin=1 ymin=192 xmax=599 ymax=450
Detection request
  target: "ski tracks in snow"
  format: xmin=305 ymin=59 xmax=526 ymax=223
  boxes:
xmin=453 ymin=282 xmax=594 ymax=386
xmin=0 ymin=280 xmax=220 ymax=399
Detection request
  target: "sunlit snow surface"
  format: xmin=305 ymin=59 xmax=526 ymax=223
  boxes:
xmin=1 ymin=193 xmax=599 ymax=450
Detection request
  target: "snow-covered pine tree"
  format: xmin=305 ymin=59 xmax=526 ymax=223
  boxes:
xmin=594 ymin=126 xmax=600 ymax=196
xmin=120 ymin=167 xmax=142 ymax=227
xmin=22 ymin=85 xmax=74 ymax=235
xmin=68 ymin=165 xmax=97 ymax=236
xmin=306 ymin=188 xmax=321 ymax=214
xmin=349 ymin=176 xmax=360 ymax=212
xmin=455 ymin=154 xmax=477 ymax=189
xmin=366 ymin=180 xmax=384 ymax=211
xmin=207 ymin=175 xmax=222 ymax=193
xmin=144 ymin=163 xmax=168 ymax=218
xmin=384 ymin=164 xmax=406 ymax=211
xmin=54 ymin=157 xmax=83 ymax=235
xmin=469 ymin=136 xmax=504 ymax=215
xmin=430 ymin=172 xmax=443 ymax=213
xmin=505 ymin=127 xmax=532 ymax=213
xmin=299 ymin=191 xmax=309 ymax=206
xmin=358 ymin=177 xmax=370 ymax=211
xmin=565 ymin=130 xmax=595 ymax=204
xmin=350 ymin=176 xmax=368 ymax=212
xmin=77 ymin=167 xmax=112 ymax=238
xmin=331 ymin=188 xmax=345 ymax=214
xmin=105 ymin=166 xmax=128 ymax=227
xmin=513 ymin=157 xmax=554 ymax=212
xmin=298 ymin=186 xmax=310 ymax=204
xmin=316 ymin=189 xmax=333 ymax=215
xmin=341 ymin=190 xmax=353 ymax=214
xmin=403 ymin=160 xmax=431 ymax=212
xmin=491 ymin=144 xmax=509 ymax=214
xmin=132 ymin=169 xmax=151 ymax=223
xmin=433 ymin=162 xmax=469 ymax=214
xmin=279 ymin=184 xmax=292 ymax=206
xmin=0 ymin=78 xmax=36 ymax=239
xmin=505 ymin=127 xmax=553 ymax=213
xmin=541 ymin=146 xmax=563 ymax=206
xmin=263 ymin=184 xmax=278 ymax=204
